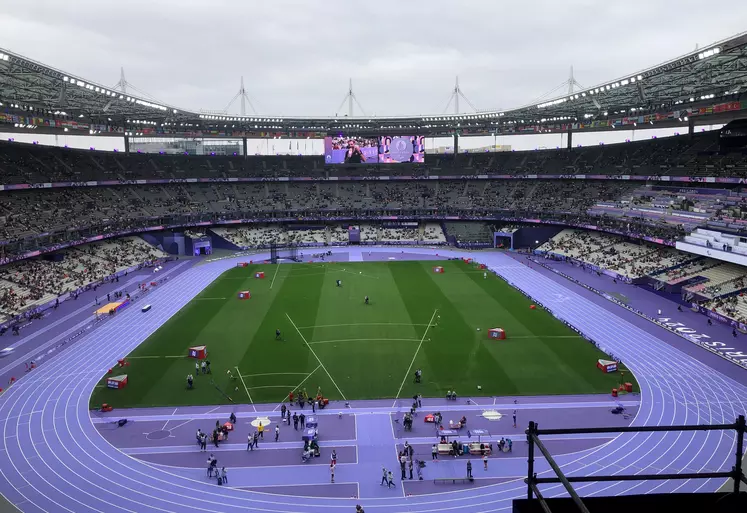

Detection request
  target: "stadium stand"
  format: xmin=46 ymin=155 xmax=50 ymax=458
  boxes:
xmin=538 ymin=229 xmax=692 ymax=279
xmin=0 ymin=237 xmax=166 ymax=323
xmin=0 ymin=131 xmax=744 ymax=186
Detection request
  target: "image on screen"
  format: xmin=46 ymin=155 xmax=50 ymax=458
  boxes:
xmin=378 ymin=135 xmax=425 ymax=163
xmin=324 ymin=137 xmax=379 ymax=164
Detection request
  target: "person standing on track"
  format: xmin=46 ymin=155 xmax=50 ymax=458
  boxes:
xmin=275 ymin=425 xmax=280 ymax=442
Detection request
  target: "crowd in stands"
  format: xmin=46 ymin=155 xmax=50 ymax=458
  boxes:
xmin=212 ymin=223 xmax=446 ymax=248
xmin=650 ymin=258 xmax=717 ymax=284
xmin=539 ymin=229 xmax=692 ymax=279
xmin=682 ymin=264 xmax=747 ymax=298
xmin=2 ymin=130 xmax=743 ymax=184
xmin=705 ymin=294 xmax=747 ymax=324
xmin=0 ymin=237 xmax=166 ymax=323
xmin=1 ymin=179 xmax=661 ymax=254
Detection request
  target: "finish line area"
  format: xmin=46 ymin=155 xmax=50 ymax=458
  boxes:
xmin=0 ymin=248 xmax=745 ymax=513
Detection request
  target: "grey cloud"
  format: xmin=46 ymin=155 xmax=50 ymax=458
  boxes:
xmin=1 ymin=0 xmax=746 ymax=116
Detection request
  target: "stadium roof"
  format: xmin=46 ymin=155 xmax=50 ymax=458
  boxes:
xmin=1 ymin=31 xmax=746 ymax=137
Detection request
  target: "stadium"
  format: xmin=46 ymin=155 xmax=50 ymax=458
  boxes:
xmin=0 ymin=6 xmax=746 ymax=512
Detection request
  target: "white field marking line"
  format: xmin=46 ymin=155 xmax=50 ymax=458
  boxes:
xmin=338 ymin=268 xmax=379 ymax=279
xmin=239 ymin=372 xmax=310 ymax=378
xmin=162 ymin=418 xmax=195 ymax=432
xmin=269 ymin=263 xmax=281 ymax=289
xmin=297 ymin=322 xmax=432 ymax=329
xmin=272 ymin=364 xmax=321 ymax=411
xmin=286 ymin=313 xmax=347 ymax=401
xmin=205 ymin=406 xmax=221 ymax=415
xmin=307 ymin=338 xmax=420 ymax=346
xmin=235 ymin=366 xmax=255 ymax=412
xmin=246 ymin=385 xmax=299 ymax=390
xmin=392 ymin=308 xmax=438 ymax=406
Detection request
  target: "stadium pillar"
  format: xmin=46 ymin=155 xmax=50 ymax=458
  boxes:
xmin=567 ymin=127 xmax=573 ymax=150
xmin=688 ymin=117 xmax=695 ymax=139
xmin=124 ymin=135 xmax=130 ymax=155
xmin=242 ymin=137 xmax=248 ymax=158
xmin=453 ymin=132 xmax=459 ymax=156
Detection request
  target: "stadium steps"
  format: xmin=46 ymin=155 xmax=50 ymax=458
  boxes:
xmin=52 ymin=154 xmax=74 ymax=175
xmin=87 ymin=155 xmax=107 ymax=172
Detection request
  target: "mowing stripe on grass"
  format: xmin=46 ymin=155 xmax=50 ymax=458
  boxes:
xmin=392 ymin=308 xmax=438 ymax=406
xmin=239 ymin=372 xmax=310 ymax=378
xmin=269 ymin=264 xmax=281 ymax=289
xmin=235 ymin=366 xmax=255 ymax=411
xmin=246 ymin=385 xmax=298 ymax=390
xmin=308 ymin=338 xmax=420 ymax=346
xmin=286 ymin=313 xmax=347 ymax=401
xmin=298 ymin=323 xmax=432 ymax=329
xmin=338 ymin=269 xmax=380 ymax=280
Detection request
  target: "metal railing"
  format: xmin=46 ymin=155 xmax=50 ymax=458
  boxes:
xmin=525 ymin=415 xmax=747 ymax=513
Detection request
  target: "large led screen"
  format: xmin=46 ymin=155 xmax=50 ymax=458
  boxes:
xmin=324 ymin=135 xmax=425 ymax=164
xmin=377 ymin=135 xmax=425 ymax=163
xmin=324 ymin=137 xmax=379 ymax=164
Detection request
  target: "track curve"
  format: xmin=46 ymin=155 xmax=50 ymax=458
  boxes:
xmin=0 ymin=249 xmax=745 ymax=512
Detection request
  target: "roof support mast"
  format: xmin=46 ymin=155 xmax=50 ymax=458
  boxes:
xmin=336 ymin=79 xmax=365 ymax=117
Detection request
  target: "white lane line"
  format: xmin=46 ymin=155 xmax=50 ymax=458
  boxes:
xmin=392 ymin=308 xmax=438 ymax=406
xmin=286 ymin=313 xmax=347 ymax=401
xmin=235 ymin=367 xmax=255 ymax=412
xmin=126 ymin=355 xmax=185 ymax=359
xmin=162 ymin=418 xmax=194 ymax=432
xmin=307 ymin=338 xmax=420 ymax=346
xmin=269 ymin=264 xmax=281 ymax=289
xmin=160 ymin=408 xmax=178 ymax=431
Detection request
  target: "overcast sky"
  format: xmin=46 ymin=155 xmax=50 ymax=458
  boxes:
xmin=2 ymin=1 xmax=746 ymax=118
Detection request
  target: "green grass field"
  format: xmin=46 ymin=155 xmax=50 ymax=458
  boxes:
xmin=90 ymin=260 xmax=633 ymax=409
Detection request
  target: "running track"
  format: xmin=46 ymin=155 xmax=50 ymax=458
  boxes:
xmin=0 ymin=248 xmax=745 ymax=512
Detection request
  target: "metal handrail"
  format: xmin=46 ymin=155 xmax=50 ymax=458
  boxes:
xmin=524 ymin=415 xmax=746 ymax=513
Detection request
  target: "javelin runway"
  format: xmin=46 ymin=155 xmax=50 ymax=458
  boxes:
xmin=0 ymin=248 xmax=745 ymax=512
